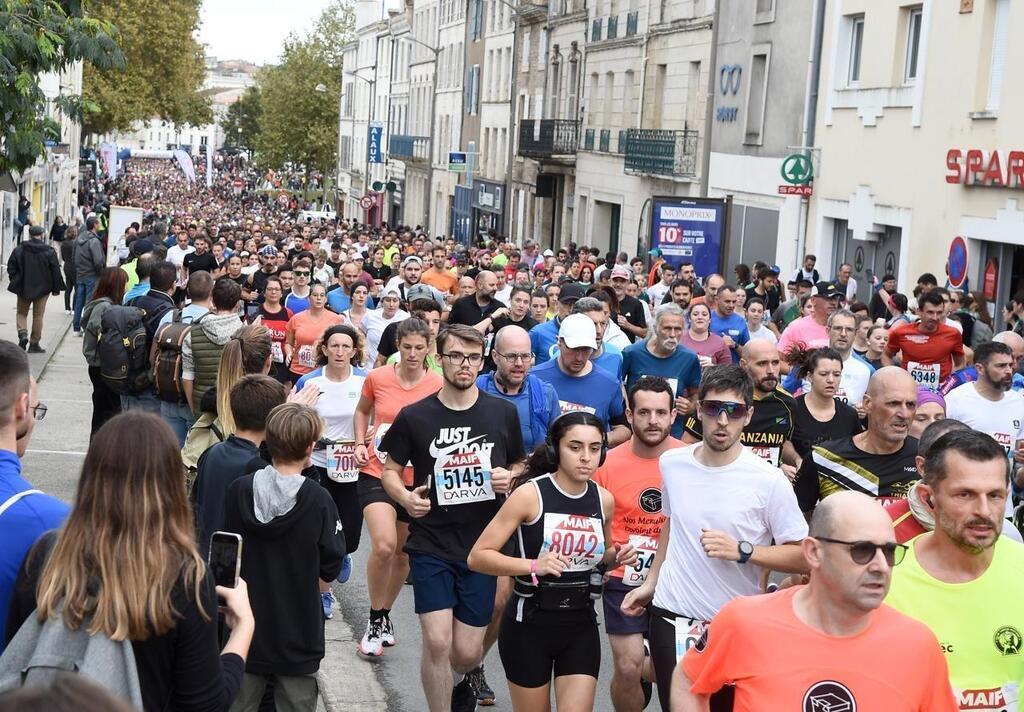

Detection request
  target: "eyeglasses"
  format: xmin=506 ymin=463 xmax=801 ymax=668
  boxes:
xmin=294 ymin=271 xmax=311 ymax=277
xmin=816 ymin=537 xmax=907 ymax=566
xmin=496 ymin=351 xmax=533 ymax=363
xmin=699 ymin=400 xmax=750 ymax=420
xmin=31 ymin=403 xmax=47 ymax=421
xmin=441 ymin=352 xmax=484 ymax=366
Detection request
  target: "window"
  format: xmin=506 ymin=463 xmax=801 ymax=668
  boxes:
xmin=754 ymin=0 xmax=775 ymax=23
xmin=904 ymin=7 xmax=922 ymax=83
xmin=986 ymin=0 xmax=1009 ymax=111
xmin=521 ymin=28 xmax=531 ymax=71
xmin=848 ymin=15 xmax=864 ymax=85
xmin=744 ymin=50 xmax=770 ymax=144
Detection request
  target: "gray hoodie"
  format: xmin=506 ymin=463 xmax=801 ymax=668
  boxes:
xmin=181 ymin=312 xmax=244 ymax=379
xmin=252 ymin=465 xmax=305 ymax=524
xmin=73 ymin=228 xmax=105 ymax=282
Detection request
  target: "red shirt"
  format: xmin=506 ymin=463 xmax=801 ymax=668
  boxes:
xmin=884 ymin=498 xmax=928 ymax=544
xmin=886 ymin=321 xmax=963 ymax=385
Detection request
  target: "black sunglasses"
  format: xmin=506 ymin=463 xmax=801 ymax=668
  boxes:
xmin=816 ymin=537 xmax=907 ymax=566
xmin=699 ymin=400 xmax=749 ymax=420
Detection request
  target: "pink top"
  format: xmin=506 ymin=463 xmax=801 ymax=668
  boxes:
xmin=776 ymin=315 xmax=828 ymax=357
xmin=680 ymin=332 xmax=732 ymax=367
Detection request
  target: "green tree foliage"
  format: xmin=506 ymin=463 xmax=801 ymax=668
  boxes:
xmin=255 ymin=0 xmax=353 ymax=172
xmin=221 ymin=85 xmax=262 ymax=155
xmin=0 ymin=0 xmax=123 ymax=173
xmin=81 ymin=0 xmax=210 ymax=136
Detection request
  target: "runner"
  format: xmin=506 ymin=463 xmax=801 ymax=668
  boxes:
xmin=788 ymin=348 xmax=863 ymax=464
xmin=621 ymin=365 xmax=808 ymax=712
xmin=679 ymin=302 xmax=731 ymax=370
xmin=283 ymin=283 xmax=343 ymax=380
xmin=352 ymin=317 xmax=443 ymax=657
xmin=886 ymin=430 xmax=1024 ymax=711
xmin=593 ymin=377 xmax=681 ymax=712
xmin=910 ymin=387 xmax=946 ymax=439
xmin=379 ymin=325 xmax=525 ymax=712
xmin=253 ymin=276 xmax=293 ymax=384
xmin=674 ymin=492 xmax=958 ymax=711
xmin=943 ymin=341 xmax=1024 ymax=454
xmin=884 ymin=290 xmax=965 ymax=390
xmin=468 ymin=411 xmax=636 ymax=712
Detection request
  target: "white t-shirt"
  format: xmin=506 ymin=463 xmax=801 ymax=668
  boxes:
xmin=166 ymin=244 xmax=195 ymax=287
xmin=944 ymin=382 xmax=1024 ymax=453
xmin=363 ymin=308 xmax=410 ymax=364
xmin=648 ymin=281 xmax=670 ymax=307
xmin=304 ymin=370 xmax=367 ymax=468
xmin=653 ymin=444 xmax=808 ymax=621
xmin=747 ymin=323 xmax=778 ymax=345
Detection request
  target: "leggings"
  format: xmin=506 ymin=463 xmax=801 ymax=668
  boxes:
xmin=310 ymin=466 xmax=363 ymax=554
xmin=649 ymin=605 xmax=733 ymax=712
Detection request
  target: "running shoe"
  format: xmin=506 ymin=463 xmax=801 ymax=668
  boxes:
xmin=358 ymin=617 xmax=384 ymax=657
xmin=451 ymin=676 xmax=477 ymax=712
xmin=338 ymin=554 xmax=353 ymax=584
xmin=465 ymin=665 xmax=494 ymax=706
xmin=380 ymin=613 xmax=396 ymax=647
xmin=321 ymin=591 xmax=335 ymax=620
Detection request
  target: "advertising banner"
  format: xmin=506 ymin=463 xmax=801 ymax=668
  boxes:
xmin=367 ymin=122 xmax=384 ymax=164
xmin=649 ymin=197 xmax=728 ymax=277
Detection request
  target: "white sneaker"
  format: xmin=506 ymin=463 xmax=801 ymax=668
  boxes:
xmin=358 ymin=617 xmax=384 ymax=657
xmin=381 ymin=614 xmax=396 ymax=647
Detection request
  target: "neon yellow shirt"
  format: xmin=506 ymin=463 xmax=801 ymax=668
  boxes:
xmin=386 ymin=352 xmax=442 ymax=374
xmin=887 ymin=534 xmax=1024 ymax=710
xmin=383 ymin=245 xmax=400 ymax=267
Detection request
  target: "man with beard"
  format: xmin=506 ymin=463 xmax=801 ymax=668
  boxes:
xmin=886 ymin=430 xmax=1024 ymax=711
xmin=594 ymin=377 xmax=681 ymax=712
xmin=609 ymin=265 xmax=648 ymax=342
xmin=795 ymin=366 xmax=920 ymax=513
xmin=327 ymin=262 xmax=377 ymax=314
xmin=944 ymin=341 xmax=1024 ymax=455
xmin=683 ymin=340 xmax=798 ymax=474
xmin=448 ymin=270 xmax=506 ymax=329
xmin=387 ymin=255 xmax=447 ymax=306
xmin=661 ymin=279 xmax=692 ymax=311
xmin=421 ymin=245 xmax=458 ymax=296
xmin=621 ymin=304 xmax=701 ymax=438
xmin=380 ymin=325 xmax=525 ymax=712
xmin=620 ymin=365 xmax=808 ymax=712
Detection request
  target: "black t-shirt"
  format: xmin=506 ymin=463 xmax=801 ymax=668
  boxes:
xmin=448 ymin=295 xmax=505 ymax=328
xmin=377 ymin=320 xmax=401 ymax=361
xmin=365 ymin=263 xmax=391 ymax=281
xmin=745 ymin=285 xmax=781 ymax=314
xmin=381 ymin=392 xmax=526 ymax=561
xmin=248 ymin=267 xmax=277 ymax=297
xmin=684 ymin=387 xmax=796 ymax=467
xmin=184 ymin=251 xmax=218 ymax=276
xmin=790 ymin=395 xmax=862 ymax=459
xmin=794 ymin=435 xmax=919 ymax=511
xmin=617 ymin=295 xmax=648 ymax=343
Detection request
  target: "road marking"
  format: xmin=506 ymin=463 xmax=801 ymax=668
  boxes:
xmin=25 ymin=448 xmax=88 ymax=456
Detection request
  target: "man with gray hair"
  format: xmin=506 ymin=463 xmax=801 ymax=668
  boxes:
xmin=621 ymin=302 xmax=701 ymax=437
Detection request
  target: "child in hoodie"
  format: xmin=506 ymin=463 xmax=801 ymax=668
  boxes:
xmin=224 ymin=402 xmax=346 ymax=711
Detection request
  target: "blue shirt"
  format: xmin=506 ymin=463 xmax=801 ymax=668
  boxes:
xmin=122 ymin=281 xmax=150 ymax=304
xmin=621 ymin=340 xmax=702 ymax=437
xmin=529 ymin=318 xmax=561 ymax=365
xmin=284 ymin=292 xmax=310 ymax=315
xmin=940 ymin=366 xmax=1024 ymax=395
xmin=552 ymin=342 xmax=624 ymax=380
xmin=476 ymin=373 xmax=560 ymax=453
xmin=326 ymin=288 xmax=374 ymax=314
xmin=158 ymin=303 xmax=209 ymax=328
xmin=709 ymin=312 xmax=749 ymax=362
xmin=531 ymin=358 xmax=626 ymax=429
xmin=0 ymin=450 xmax=69 ymax=651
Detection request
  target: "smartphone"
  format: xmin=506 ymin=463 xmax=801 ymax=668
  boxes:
xmin=208 ymin=531 xmax=242 ymax=588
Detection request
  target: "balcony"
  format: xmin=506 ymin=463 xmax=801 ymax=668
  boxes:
xmin=389 ymin=134 xmax=430 ymax=164
xmin=517 ymin=119 xmax=580 ymax=158
xmin=515 ymin=0 xmax=548 ymax=20
xmin=622 ymin=129 xmax=699 ymax=178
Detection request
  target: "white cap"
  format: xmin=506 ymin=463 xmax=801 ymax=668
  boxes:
xmin=558 ymin=313 xmax=598 ymax=350
xmin=543 ymin=249 xmax=554 ymax=257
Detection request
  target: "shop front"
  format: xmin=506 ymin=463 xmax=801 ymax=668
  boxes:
xmin=472 ymin=179 xmax=505 ymax=240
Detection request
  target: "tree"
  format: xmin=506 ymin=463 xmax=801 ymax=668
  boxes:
xmin=80 ymin=0 xmax=210 ymax=137
xmin=255 ymin=0 xmax=353 ymax=173
xmin=0 ymin=0 xmax=123 ymax=174
xmin=221 ymin=85 xmax=262 ymax=154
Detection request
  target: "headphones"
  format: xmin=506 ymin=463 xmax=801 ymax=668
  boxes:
xmin=545 ymin=411 xmax=608 ymax=468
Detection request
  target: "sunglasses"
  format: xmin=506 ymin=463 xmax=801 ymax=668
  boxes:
xmin=816 ymin=537 xmax=907 ymax=566
xmin=294 ymin=271 xmax=311 ymax=277
xmin=699 ymin=400 xmax=749 ymax=420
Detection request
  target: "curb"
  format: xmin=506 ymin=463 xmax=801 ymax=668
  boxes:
xmin=31 ymin=312 xmax=73 ymax=381
xmin=317 ymin=609 xmax=389 ymax=711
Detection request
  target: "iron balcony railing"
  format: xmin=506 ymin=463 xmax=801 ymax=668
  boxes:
xmin=622 ymin=128 xmax=699 ymax=178
xmin=517 ymin=119 xmax=580 ymax=158
xmin=389 ymin=134 xmax=430 ymax=163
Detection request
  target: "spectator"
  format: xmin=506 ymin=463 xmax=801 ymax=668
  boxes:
xmin=7 ymin=225 xmax=65 ymax=352
xmin=183 ymin=277 xmax=244 ymax=417
xmin=81 ymin=268 xmax=127 ymax=436
xmin=71 ymin=216 xmax=105 ymax=335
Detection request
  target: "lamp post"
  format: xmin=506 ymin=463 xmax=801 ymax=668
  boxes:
xmin=344 ymin=68 xmax=377 ymax=220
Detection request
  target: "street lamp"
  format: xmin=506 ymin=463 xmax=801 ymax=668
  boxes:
xmin=344 ymin=68 xmax=377 ymax=198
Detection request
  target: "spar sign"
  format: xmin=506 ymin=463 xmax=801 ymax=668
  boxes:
xmin=649 ymin=197 xmax=728 ymax=277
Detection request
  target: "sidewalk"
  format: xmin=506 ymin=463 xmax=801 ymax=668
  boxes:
xmin=0 ymin=253 xmax=73 ymax=379
xmin=318 ymin=600 xmax=389 ymax=710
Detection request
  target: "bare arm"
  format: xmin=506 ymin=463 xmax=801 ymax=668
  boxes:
xmin=620 ymin=520 xmax=671 ymax=616
xmin=671 ymin=666 xmax=710 ymax=712
xmin=607 ymin=424 xmax=632 ymax=447
xmin=468 ymin=486 xmax=539 ymax=576
xmin=681 ymin=431 xmax=700 ymax=445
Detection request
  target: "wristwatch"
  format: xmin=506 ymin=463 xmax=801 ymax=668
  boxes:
xmin=737 ymin=540 xmax=754 ymax=564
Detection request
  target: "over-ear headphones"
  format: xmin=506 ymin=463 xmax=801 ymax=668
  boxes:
xmin=545 ymin=412 xmax=608 ymax=468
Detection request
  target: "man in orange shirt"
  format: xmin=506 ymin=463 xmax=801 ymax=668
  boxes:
xmin=884 ymin=290 xmax=965 ymax=389
xmin=674 ymin=491 xmax=958 ymax=712
xmin=594 ymin=376 xmax=682 ymax=712
xmin=420 ymin=245 xmax=458 ymax=296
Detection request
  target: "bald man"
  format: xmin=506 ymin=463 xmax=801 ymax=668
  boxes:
xmin=794 ymin=366 xmax=920 ymax=513
xmin=674 ymin=492 xmax=958 ymax=712
xmin=940 ymin=330 xmax=1024 ymax=395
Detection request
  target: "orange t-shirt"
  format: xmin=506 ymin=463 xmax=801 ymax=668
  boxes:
xmin=593 ymin=438 xmax=681 ymax=581
xmin=421 ymin=268 xmax=458 ymax=295
xmin=360 ymin=364 xmax=443 ymax=483
xmin=886 ymin=321 xmax=964 ymax=384
xmin=682 ymin=587 xmax=958 ymax=712
xmin=286 ymin=310 xmax=344 ymax=376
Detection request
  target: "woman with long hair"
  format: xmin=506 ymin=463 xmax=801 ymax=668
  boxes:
xmin=5 ymin=414 xmax=254 ymax=712
xmin=789 ymin=347 xmax=863 ymax=473
xmin=295 ymin=324 xmax=369 ymax=618
xmin=81 ymin=267 xmax=127 ymax=436
xmin=252 ymin=276 xmax=293 ymax=385
xmin=345 ymin=282 xmax=371 ymax=337
xmin=468 ymin=412 xmax=634 ymax=712
xmin=966 ymin=290 xmax=994 ymax=347
xmin=680 ymin=302 xmax=731 ymax=369
xmin=284 ymin=283 xmax=343 ymax=381
xmin=578 ymin=263 xmax=594 ymax=288
xmin=864 ymin=324 xmax=888 ymax=370
xmin=351 ymin=318 xmax=442 ymax=657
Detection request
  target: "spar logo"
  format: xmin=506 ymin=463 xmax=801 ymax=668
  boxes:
xmin=802 ymin=681 xmax=856 ymax=712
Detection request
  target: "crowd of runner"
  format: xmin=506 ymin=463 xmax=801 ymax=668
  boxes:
xmin=0 ymin=155 xmax=1021 ymax=712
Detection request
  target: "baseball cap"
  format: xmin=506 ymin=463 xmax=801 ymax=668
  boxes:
xmin=402 ymin=255 xmax=423 ymax=267
xmin=406 ymin=283 xmax=445 ymax=308
xmin=558 ymin=282 xmax=587 ymax=303
xmin=381 ymin=286 xmax=402 ymax=299
xmin=559 ymin=314 xmax=598 ymax=350
xmin=258 ymin=245 xmax=279 ymax=257
xmin=812 ymin=281 xmax=841 ymax=300
xmin=610 ymin=265 xmax=632 ymax=280
xmin=543 ymin=249 xmax=554 ymax=257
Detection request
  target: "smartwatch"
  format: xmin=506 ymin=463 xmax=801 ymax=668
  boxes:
xmin=737 ymin=540 xmax=754 ymax=564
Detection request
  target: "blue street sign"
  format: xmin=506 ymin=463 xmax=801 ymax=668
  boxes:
xmin=367 ymin=122 xmax=384 ymax=164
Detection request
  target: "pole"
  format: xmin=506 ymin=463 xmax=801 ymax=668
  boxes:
xmin=503 ymin=6 xmax=521 ymax=243
xmin=206 ymin=140 xmax=213 ymax=188
xmin=426 ymin=56 xmax=438 ymax=235
xmin=699 ymin=0 xmax=721 ymax=198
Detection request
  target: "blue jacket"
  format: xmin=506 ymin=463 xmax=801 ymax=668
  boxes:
xmin=529 ymin=318 xmax=561 ymax=366
xmin=0 ymin=450 xmax=69 ymax=651
xmin=476 ymin=372 xmax=560 ymax=453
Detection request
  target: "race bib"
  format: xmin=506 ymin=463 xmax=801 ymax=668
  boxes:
xmin=559 ymin=400 xmax=597 ymax=416
xmin=622 ymin=534 xmax=658 ymax=587
xmin=697 ymin=355 xmax=713 ymax=369
xmin=542 ymin=513 xmax=605 ymax=571
xmin=748 ymin=445 xmax=781 ymax=466
xmin=326 ymin=442 xmax=359 ymax=483
xmin=373 ymin=422 xmax=392 ymax=461
xmin=434 ymin=449 xmax=494 ymax=505
xmin=674 ymin=617 xmax=709 ymax=664
xmin=297 ymin=344 xmax=315 ymax=368
xmin=907 ymin=361 xmax=940 ymax=389
xmin=956 ymin=684 xmax=1018 ymax=712
xmin=271 ymin=340 xmax=284 ymax=363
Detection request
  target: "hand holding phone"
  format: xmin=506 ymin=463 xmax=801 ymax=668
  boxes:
xmin=209 ymin=531 xmax=243 ymax=588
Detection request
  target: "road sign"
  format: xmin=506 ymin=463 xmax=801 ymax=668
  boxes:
xmin=780 ymin=153 xmax=814 ymax=185
xmin=948 ymin=235 xmax=968 ymax=288
xmin=448 ymin=151 xmax=467 ymax=172
xmin=984 ymin=257 xmax=998 ymax=300
xmin=233 ymin=178 xmax=244 ymax=188
xmin=359 ymin=194 xmax=374 ymax=210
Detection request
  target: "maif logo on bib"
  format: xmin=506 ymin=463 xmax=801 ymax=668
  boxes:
xmin=430 ymin=427 xmax=496 ymax=505
xmin=542 ymin=513 xmax=604 ymax=571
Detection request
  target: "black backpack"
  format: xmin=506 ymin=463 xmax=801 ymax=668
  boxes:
xmin=98 ymin=306 xmax=151 ymax=395
xmin=153 ymin=310 xmax=199 ymax=403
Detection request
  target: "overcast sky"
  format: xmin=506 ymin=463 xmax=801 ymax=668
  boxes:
xmin=198 ymin=0 xmax=336 ymax=66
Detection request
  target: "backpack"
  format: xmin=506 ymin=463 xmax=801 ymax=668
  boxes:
xmin=98 ymin=306 xmax=151 ymax=396
xmin=153 ymin=310 xmax=199 ymax=403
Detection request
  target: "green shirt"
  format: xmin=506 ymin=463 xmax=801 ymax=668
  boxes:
xmin=386 ymin=352 xmax=442 ymax=375
xmin=121 ymin=259 xmax=140 ymax=292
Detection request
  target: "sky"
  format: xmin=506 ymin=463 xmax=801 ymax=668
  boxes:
xmin=197 ymin=0 xmax=337 ymax=66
